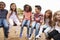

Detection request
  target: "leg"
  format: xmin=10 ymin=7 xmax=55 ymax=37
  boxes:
xmin=3 ymin=19 xmax=9 ymax=38
xmin=29 ymin=21 xmax=36 ymax=40
xmin=53 ymin=33 xmax=60 ymax=40
xmin=20 ymin=19 xmax=26 ymax=37
xmin=35 ymin=23 xmax=40 ymax=38
xmin=9 ymin=18 xmax=14 ymax=27
xmin=0 ymin=19 xmax=2 ymax=27
xmin=14 ymin=18 xmax=21 ymax=26
xmin=14 ymin=18 xmax=21 ymax=32
xmin=48 ymin=30 xmax=59 ymax=39
xmin=30 ymin=21 xmax=36 ymax=37
xmin=44 ymin=27 xmax=51 ymax=37
xmin=26 ymin=20 xmax=30 ymax=38
xmin=36 ymin=25 xmax=44 ymax=38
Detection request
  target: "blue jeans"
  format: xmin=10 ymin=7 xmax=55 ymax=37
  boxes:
xmin=0 ymin=18 xmax=9 ymax=38
xmin=20 ymin=19 xmax=30 ymax=37
xmin=30 ymin=21 xmax=40 ymax=37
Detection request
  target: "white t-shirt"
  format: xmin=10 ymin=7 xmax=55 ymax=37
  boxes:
xmin=45 ymin=19 xmax=49 ymax=25
xmin=51 ymin=22 xmax=60 ymax=33
xmin=55 ymin=25 xmax=60 ymax=33
xmin=44 ymin=19 xmax=50 ymax=28
xmin=9 ymin=11 xmax=17 ymax=19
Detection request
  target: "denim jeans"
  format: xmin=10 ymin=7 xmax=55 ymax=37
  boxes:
xmin=30 ymin=21 xmax=40 ymax=37
xmin=20 ymin=19 xmax=30 ymax=37
xmin=37 ymin=24 xmax=51 ymax=37
xmin=0 ymin=18 xmax=9 ymax=38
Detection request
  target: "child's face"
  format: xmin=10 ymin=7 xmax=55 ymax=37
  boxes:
xmin=11 ymin=4 xmax=16 ymax=11
xmin=25 ymin=6 xmax=29 ymax=12
xmin=45 ymin=12 xmax=50 ymax=18
xmin=35 ymin=7 xmax=40 ymax=14
xmin=0 ymin=3 xmax=5 ymax=10
xmin=56 ymin=12 xmax=60 ymax=21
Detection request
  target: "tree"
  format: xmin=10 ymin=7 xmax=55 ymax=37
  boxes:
xmin=17 ymin=8 xmax=23 ymax=16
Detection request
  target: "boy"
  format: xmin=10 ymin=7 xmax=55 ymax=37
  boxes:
xmin=0 ymin=1 xmax=9 ymax=38
xmin=29 ymin=5 xmax=43 ymax=40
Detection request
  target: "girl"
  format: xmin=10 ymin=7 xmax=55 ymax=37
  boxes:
xmin=47 ymin=11 xmax=60 ymax=40
xmin=7 ymin=3 xmax=21 ymax=33
xmin=20 ymin=4 xmax=32 ymax=38
xmin=36 ymin=10 xmax=52 ymax=39
xmin=7 ymin=3 xmax=21 ymax=26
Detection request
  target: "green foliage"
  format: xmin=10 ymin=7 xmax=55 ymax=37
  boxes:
xmin=17 ymin=8 xmax=23 ymax=16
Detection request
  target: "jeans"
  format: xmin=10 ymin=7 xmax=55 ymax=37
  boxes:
xmin=38 ymin=24 xmax=51 ymax=37
xmin=48 ymin=30 xmax=59 ymax=39
xmin=20 ymin=19 xmax=30 ymax=37
xmin=0 ymin=18 xmax=9 ymax=38
xmin=30 ymin=21 xmax=40 ymax=37
xmin=53 ymin=33 xmax=60 ymax=40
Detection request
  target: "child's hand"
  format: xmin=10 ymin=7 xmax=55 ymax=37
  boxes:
xmin=35 ymin=18 xmax=40 ymax=21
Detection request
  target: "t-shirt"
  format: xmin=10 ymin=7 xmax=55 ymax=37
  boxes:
xmin=23 ymin=11 xmax=32 ymax=20
xmin=51 ymin=22 xmax=60 ymax=33
xmin=0 ymin=9 xmax=8 ymax=18
xmin=45 ymin=19 xmax=50 ymax=25
xmin=55 ymin=25 xmax=60 ymax=33
xmin=34 ymin=13 xmax=43 ymax=23
xmin=9 ymin=11 xmax=17 ymax=19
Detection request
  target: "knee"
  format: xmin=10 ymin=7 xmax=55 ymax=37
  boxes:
xmin=44 ymin=30 xmax=48 ymax=35
xmin=4 ymin=24 xmax=9 ymax=28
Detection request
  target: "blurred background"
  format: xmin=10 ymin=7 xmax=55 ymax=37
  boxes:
xmin=0 ymin=0 xmax=60 ymax=15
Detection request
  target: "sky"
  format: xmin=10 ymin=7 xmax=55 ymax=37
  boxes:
xmin=0 ymin=0 xmax=60 ymax=14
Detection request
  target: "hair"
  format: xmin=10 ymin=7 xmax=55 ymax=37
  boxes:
xmin=35 ymin=5 xmax=42 ymax=11
xmin=53 ymin=11 xmax=60 ymax=26
xmin=10 ymin=3 xmax=17 ymax=15
xmin=0 ymin=1 xmax=6 ymax=7
xmin=44 ymin=10 xmax=52 ymax=27
xmin=24 ymin=4 xmax=32 ymax=12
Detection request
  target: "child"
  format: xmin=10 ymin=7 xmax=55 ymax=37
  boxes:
xmin=7 ymin=3 xmax=21 ymax=26
xmin=7 ymin=3 xmax=21 ymax=35
xmin=47 ymin=11 xmax=60 ymax=40
xmin=0 ymin=2 xmax=9 ymax=38
xmin=29 ymin=5 xmax=43 ymax=39
xmin=20 ymin=4 xmax=32 ymax=38
xmin=36 ymin=10 xmax=52 ymax=39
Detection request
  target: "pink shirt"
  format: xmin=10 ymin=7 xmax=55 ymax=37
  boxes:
xmin=23 ymin=11 xmax=32 ymax=20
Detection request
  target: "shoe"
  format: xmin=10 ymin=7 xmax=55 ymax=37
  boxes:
xmin=36 ymin=35 xmax=41 ymax=38
xmin=20 ymin=34 xmax=22 ymax=38
xmin=28 ymin=37 xmax=31 ymax=40
xmin=35 ymin=38 xmax=38 ymax=40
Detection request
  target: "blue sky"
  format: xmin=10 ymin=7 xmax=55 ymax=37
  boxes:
xmin=0 ymin=0 xmax=60 ymax=14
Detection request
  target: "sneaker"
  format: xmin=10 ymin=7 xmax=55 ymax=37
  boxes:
xmin=28 ymin=37 xmax=31 ymax=40
xmin=35 ymin=38 xmax=38 ymax=40
xmin=20 ymin=34 xmax=22 ymax=38
xmin=36 ymin=35 xmax=41 ymax=38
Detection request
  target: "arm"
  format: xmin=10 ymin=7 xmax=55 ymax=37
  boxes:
xmin=7 ymin=11 xmax=11 ymax=23
xmin=40 ymin=14 xmax=44 ymax=25
xmin=16 ymin=13 xmax=21 ymax=22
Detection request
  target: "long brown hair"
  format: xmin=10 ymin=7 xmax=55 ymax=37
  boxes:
xmin=44 ymin=10 xmax=52 ymax=27
xmin=53 ymin=11 xmax=60 ymax=26
xmin=10 ymin=3 xmax=17 ymax=15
